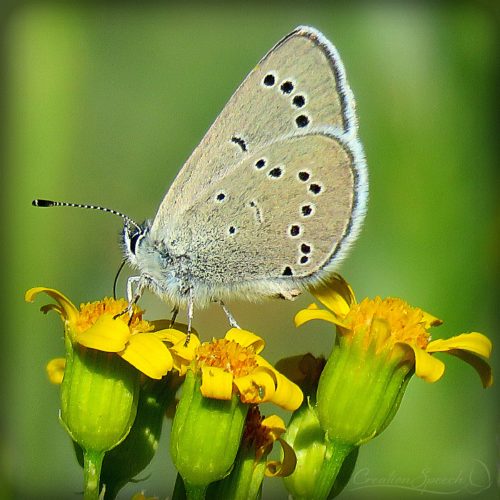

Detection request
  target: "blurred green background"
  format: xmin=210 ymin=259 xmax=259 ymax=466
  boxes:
xmin=2 ymin=2 xmax=498 ymax=499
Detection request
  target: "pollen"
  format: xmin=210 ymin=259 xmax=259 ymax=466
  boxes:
xmin=196 ymin=339 xmax=258 ymax=378
xmin=345 ymin=297 xmax=430 ymax=349
xmin=75 ymin=298 xmax=153 ymax=334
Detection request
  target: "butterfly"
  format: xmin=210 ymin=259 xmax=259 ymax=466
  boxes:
xmin=34 ymin=26 xmax=367 ymax=333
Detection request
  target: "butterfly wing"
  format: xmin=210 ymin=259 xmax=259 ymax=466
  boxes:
xmin=151 ymin=26 xmax=364 ymax=233
xmin=147 ymin=26 xmax=367 ymax=301
xmin=161 ymin=131 xmax=363 ymax=301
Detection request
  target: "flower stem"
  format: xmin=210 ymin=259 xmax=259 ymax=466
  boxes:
xmin=184 ymin=481 xmax=208 ymax=500
xmin=83 ymin=449 xmax=104 ymax=500
xmin=303 ymin=440 xmax=353 ymax=500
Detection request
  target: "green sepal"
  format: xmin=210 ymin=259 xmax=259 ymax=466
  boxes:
xmin=60 ymin=344 xmax=140 ymax=453
xmin=101 ymin=373 xmax=182 ymax=499
xmin=317 ymin=330 xmax=412 ymax=446
xmin=207 ymin=440 xmax=266 ymax=500
xmin=170 ymin=370 xmax=248 ymax=489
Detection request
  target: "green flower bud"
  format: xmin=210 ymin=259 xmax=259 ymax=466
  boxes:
xmin=170 ymin=370 xmax=248 ymax=496
xmin=317 ymin=322 xmax=412 ymax=446
xmin=61 ymin=344 xmax=140 ymax=453
xmin=100 ymin=374 xmax=182 ymax=499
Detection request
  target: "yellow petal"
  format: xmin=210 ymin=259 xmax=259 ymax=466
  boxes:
xmin=309 ymin=273 xmax=356 ymax=315
xmin=171 ymin=339 xmax=199 ymax=376
xmin=427 ymin=332 xmax=492 ymax=358
xmin=407 ymin=344 xmax=445 ymax=383
xmin=421 ymin=310 xmax=443 ymax=328
xmin=170 ymin=334 xmax=200 ymax=362
xmin=172 ymin=357 xmax=191 ymax=377
xmin=225 ymin=328 xmax=265 ymax=353
xmin=234 ymin=368 xmax=277 ymax=404
xmin=155 ymin=328 xmax=188 ymax=345
xmin=25 ymin=287 xmax=79 ymax=325
xmin=262 ymin=415 xmax=286 ymax=436
xmin=155 ymin=329 xmax=198 ymax=375
xmin=200 ymin=366 xmax=233 ymax=400
xmin=254 ymin=357 xmax=304 ymax=410
xmin=46 ymin=357 xmax=66 ymax=385
xmin=294 ymin=306 xmax=340 ymax=328
xmin=254 ymin=415 xmax=287 ymax=462
xmin=76 ymin=314 xmax=130 ymax=352
xmin=427 ymin=333 xmax=493 ymax=388
xmin=271 ymin=371 xmax=304 ymax=411
xmin=265 ymin=437 xmax=297 ymax=477
xmin=120 ymin=333 xmax=173 ymax=379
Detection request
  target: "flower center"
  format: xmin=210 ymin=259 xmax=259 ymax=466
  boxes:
xmin=196 ymin=339 xmax=258 ymax=378
xmin=76 ymin=298 xmax=153 ymax=334
xmin=345 ymin=297 xmax=430 ymax=349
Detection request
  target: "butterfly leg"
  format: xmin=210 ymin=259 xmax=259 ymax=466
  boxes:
xmin=114 ymin=276 xmax=144 ymax=322
xmin=219 ymin=301 xmax=240 ymax=329
xmin=185 ymin=288 xmax=194 ymax=346
xmin=126 ymin=276 xmax=142 ymax=304
xmin=169 ymin=307 xmax=179 ymax=328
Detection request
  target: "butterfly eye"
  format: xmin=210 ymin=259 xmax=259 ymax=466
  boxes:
xmin=129 ymin=230 xmax=142 ymax=255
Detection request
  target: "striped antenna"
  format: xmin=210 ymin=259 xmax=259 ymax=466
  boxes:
xmin=32 ymin=199 xmax=141 ymax=231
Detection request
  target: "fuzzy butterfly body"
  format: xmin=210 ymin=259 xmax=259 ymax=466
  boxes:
xmin=124 ymin=26 xmax=367 ymax=313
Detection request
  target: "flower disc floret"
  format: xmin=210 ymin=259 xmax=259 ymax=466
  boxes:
xmin=345 ymin=297 xmax=432 ymax=350
xmin=194 ymin=329 xmax=303 ymax=411
xmin=75 ymin=298 xmax=153 ymax=335
xmin=196 ymin=339 xmax=259 ymax=378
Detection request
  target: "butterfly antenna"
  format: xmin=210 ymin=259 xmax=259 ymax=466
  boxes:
xmin=32 ymin=198 xmax=141 ymax=231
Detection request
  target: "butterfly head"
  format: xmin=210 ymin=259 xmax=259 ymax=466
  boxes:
xmin=122 ymin=219 xmax=151 ymax=267
xmin=121 ymin=219 xmax=185 ymax=305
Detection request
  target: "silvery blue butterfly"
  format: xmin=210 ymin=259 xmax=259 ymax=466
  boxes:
xmin=34 ymin=26 xmax=368 ymax=331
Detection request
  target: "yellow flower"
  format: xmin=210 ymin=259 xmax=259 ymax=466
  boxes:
xmin=295 ymin=274 xmax=492 ymax=387
xmin=195 ymin=328 xmax=303 ymax=411
xmin=26 ymin=287 xmax=196 ymax=379
xmin=170 ymin=329 xmax=303 ymax=493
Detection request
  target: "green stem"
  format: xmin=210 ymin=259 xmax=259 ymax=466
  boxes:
xmin=308 ymin=441 xmax=353 ymax=500
xmin=83 ymin=449 xmax=105 ymax=500
xmin=184 ymin=480 xmax=208 ymax=500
